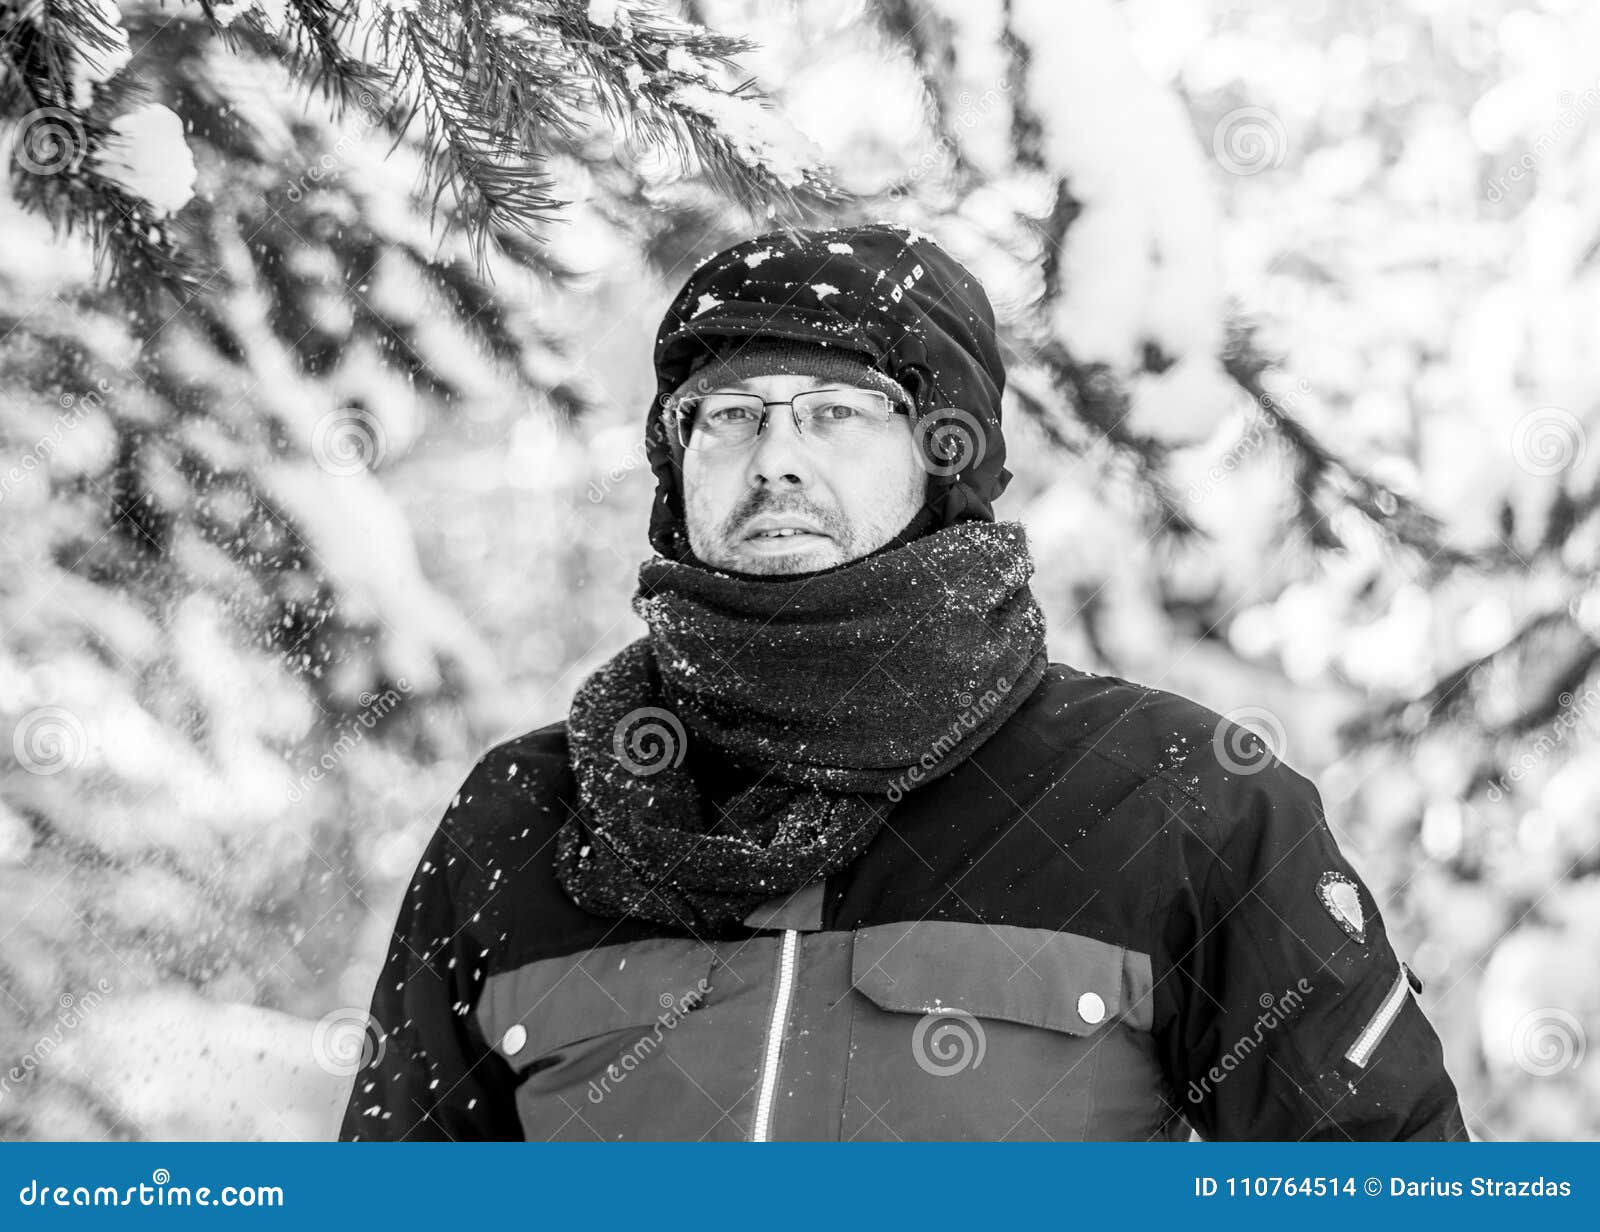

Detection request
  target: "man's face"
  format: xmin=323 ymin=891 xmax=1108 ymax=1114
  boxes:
xmin=679 ymin=373 xmax=928 ymax=575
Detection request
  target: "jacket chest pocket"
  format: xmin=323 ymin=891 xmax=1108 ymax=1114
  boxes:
xmin=476 ymin=937 xmax=716 ymax=1140
xmin=842 ymin=920 xmax=1161 ymax=1141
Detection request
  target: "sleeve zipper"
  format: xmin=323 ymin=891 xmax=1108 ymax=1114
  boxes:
xmin=1343 ymin=964 xmax=1412 ymax=1069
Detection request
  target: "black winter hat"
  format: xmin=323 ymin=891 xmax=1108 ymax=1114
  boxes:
xmin=644 ymin=221 xmax=1011 ymax=561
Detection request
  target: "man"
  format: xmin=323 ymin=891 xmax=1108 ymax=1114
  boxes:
xmin=338 ymin=221 xmax=1468 ymax=1142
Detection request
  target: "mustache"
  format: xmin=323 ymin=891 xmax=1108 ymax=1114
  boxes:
xmin=721 ymin=494 xmax=836 ymax=539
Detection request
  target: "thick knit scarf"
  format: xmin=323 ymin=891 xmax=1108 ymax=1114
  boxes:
xmin=552 ymin=520 xmax=1049 ymax=932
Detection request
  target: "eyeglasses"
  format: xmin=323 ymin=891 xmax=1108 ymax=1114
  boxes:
xmin=668 ymin=387 xmax=912 ymax=452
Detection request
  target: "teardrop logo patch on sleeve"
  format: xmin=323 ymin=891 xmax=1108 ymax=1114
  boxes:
xmin=1316 ymin=871 xmax=1367 ymax=944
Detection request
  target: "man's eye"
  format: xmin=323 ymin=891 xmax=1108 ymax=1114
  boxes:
xmin=703 ymin=404 xmax=758 ymax=425
xmin=812 ymin=402 xmax=862 ymax=420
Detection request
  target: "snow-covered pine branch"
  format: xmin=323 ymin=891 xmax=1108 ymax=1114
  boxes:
xmin=2 ymin=0 xmax=837 ymax=295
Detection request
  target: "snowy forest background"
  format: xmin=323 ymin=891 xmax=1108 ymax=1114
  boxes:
xmin=2 ymin=0 xmax=1598 ymax=1141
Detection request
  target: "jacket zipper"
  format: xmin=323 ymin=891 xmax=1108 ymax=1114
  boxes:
xmin=751 ymin=927 xmax=800 ymax=1141
xmin=1343 ymin=965 xmax=1411 ymax=1068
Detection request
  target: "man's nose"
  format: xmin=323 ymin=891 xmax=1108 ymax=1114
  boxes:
xmin=745 ymin=405 xmax=815 ymax=486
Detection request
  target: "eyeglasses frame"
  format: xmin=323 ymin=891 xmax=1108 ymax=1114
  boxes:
xmin=667 ymin=386 xmax=914 ymax=452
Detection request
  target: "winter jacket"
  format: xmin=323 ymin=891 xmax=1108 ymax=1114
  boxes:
xmin=337 ymin=661 xmax=1469 ymax=1142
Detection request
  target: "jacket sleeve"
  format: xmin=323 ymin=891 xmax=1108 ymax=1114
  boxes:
xmin=337 ymin=762 xmax=523 ymax=1141
xmin=1159 ymin=756 xmax=1469 ymax=1142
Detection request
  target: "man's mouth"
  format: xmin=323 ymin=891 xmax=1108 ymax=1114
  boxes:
xmin=747 ymin=528 xmax=824 ymax=540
